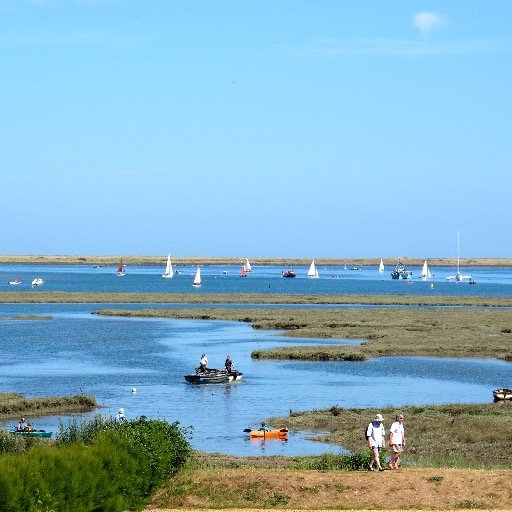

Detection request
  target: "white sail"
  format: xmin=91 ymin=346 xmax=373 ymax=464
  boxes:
xmin=162 ymin=253 xmax=173 ymax=278
xmin=193 ymin=267 xmax=202 ymax=286
xmin=245 ymin=258 xmax=252 ymax=272
xmin=379 ymin=259 xmax=384 ymax=272
xmin=421 ymin=260 xmax=431 ymax=279
xmin=307 ymin=259 xmax=319 ymax=278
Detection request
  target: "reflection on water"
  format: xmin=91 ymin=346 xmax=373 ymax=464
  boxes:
xmin=0 ymin=303 xmax=510 ymax=456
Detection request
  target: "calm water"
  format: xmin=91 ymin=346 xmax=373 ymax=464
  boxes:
xmin=0 ymin=264 xmax=511 ymax=456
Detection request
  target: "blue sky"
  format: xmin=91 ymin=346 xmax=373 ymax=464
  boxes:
xmin=1 ymin=1 xmax=511 ymax=258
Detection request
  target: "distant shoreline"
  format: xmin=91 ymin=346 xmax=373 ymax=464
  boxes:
xmin=0 ymin=255 xmax=511 ymax=267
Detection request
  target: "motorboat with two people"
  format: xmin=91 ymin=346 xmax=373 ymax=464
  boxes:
xmin=184 ymin=354 xmax=243 ymax=384
xmin=391 ymin=259 xmax=412 ymax=280
xmin=282 ymin=269 xmax=296 ymax=278
xmin=32 ymin=278 xmax=44 ymax=286
xmin=9 ymin=416 xmax=52 ymax=438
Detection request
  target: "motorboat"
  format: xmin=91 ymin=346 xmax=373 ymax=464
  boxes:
xmin=391 ymin=260 xmax=412 ymax=280
xmin=493 ymin=388 xmax=512 ymax=401
xmin=282 ymin=270 xmax=296 ymax=278
xmin=8 ymin=280 xmax=22 ymax=285
xmin=184 ymin=367 xmax=243 ymax=384
xmin=31 ymin=278 xmax=44 ymax=286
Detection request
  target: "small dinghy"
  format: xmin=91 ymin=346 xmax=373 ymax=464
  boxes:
xmin=245 ymin=427 xmax=288 ymax=439
xmin=184 ymin=368 xmax=243 ymax=384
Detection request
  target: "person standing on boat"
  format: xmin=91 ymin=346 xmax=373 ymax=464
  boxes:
xmin=366 ymin=413 xmax=386 ymax=471
xmin=388 ymin=413 xmax=406 ymax=469
xmin=224 ymin=355 xmax=233 ymax=373
xmin=199 ymin=353 xmax=208 ymax=372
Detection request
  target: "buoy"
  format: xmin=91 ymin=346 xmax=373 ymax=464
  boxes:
xmin=131 ymin=388 xmax=137 ymax=393
xmin=430 ymin=283 xmax=434 ymax=289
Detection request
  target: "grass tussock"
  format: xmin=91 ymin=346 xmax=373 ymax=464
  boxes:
xmin=0 ymin=392 xmax=97 ymax=421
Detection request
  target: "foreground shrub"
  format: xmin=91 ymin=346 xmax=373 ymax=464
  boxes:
xmin=0 ymin=417 xmax=191 ymax=512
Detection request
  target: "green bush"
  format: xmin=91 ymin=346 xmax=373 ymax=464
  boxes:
xmin=0 ymin=416 xmax=191 ymax=512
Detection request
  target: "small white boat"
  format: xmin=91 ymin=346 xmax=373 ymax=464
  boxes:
xmin=379 ymin=259 xmax=385 ymax=272
xmin=8 ymin=279 xmax=22 ymax=285
xmin=421 ymin=260 xmax=432 ymax=279
xmin=307 ymin=259 xmax=319 ymax=278
xmin=245 ymin=258 xmax=252 ymax=272
xmin=192 ymin=267 xmax=202 ymax=287
xmin=116 ymin=258 xmax=125 ymax=277
xmin=31 ymin=278 xmax=44 ymax=286
xmin=162 ymin=253 xmax=173 ymax=279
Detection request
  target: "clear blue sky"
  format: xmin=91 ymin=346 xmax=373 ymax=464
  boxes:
xmin=1 ymin=1 xmax=511 ymax=258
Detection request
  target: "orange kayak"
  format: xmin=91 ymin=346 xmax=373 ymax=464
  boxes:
xmin=248 ymin=428 xmax=288 ymax=438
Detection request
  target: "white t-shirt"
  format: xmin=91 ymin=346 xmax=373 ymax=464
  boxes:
xmin=367 ymin=421 xmax=385 ymax=447
xmin=389 ymin=421 xmax=405 ymax=444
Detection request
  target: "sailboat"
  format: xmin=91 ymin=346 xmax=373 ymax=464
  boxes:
xmin=421 ymin=260 xmax=432 ymax=279
xmin=447 ymin=231 xmax=472 ymax=282
xmin=162 ymin=253 xmax=173 ymax=279
xmin=192 ymin=267 xmax=202 ymax=287
xmin=116 ymin=258 xmax=125 ymax=277
xmin=379 ymin=259 xmax=385 ymax=272
xmin=245 ymin=258 xmax=252 ymax=272
xmin=307 ymin=260 xmax=319 ymax=278
xmin=241 ymin=264 xmax=247 ymax=277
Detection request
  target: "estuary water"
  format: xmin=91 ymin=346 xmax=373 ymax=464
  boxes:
xmin=0 ymin=263 xmax=511 ymax=456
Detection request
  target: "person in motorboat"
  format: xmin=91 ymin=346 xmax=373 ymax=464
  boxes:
xmin=224 ymin=355 xmax=233 ymax=373
xmin=199 ymin=353 xmax=208 ymax=372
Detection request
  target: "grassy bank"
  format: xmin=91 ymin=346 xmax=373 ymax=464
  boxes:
xmin=268 ymin=403 xmax=512 ymax=469
xmin=2 ymin=291 xmax=512 ymax=307
xmin=94 ymin=306 xmax=512 ymax=361
xmin=0 ymin=392 xmax=97 ymax=422
xmin=152 ymin=464 xmax=512 ymax=510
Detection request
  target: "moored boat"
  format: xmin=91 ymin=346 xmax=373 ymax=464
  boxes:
xmin=493 ymin=388 xmax=512 ymax=401
xmin=9 ymin=429 xmax=52 ymax=438
xmin=8 ymin=279 xmax=22 ymax=285
xmin=391 ymin=260 xmax=412 ymax=280
xmin=184 ymin=368 xmax=243 ymax=384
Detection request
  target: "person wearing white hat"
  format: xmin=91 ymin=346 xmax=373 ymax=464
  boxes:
xmin=366 ymin=413 xmax=386 ymax=471
xmin=116 ymin=408 xmax=127 ymax=424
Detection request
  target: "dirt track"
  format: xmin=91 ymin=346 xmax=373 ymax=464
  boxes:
xmin=147 ymin=467 xmax=512 ymax=511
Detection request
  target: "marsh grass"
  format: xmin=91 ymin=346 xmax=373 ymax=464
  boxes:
xmin=0 ymin=392 xmax=97 ymax=421
xmin=95 ymin=305 xmax=512 ymax=360
xmin=269 ymin=402 xmax=512 ymax=469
